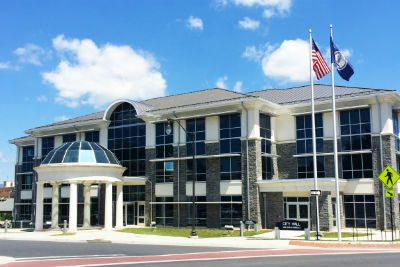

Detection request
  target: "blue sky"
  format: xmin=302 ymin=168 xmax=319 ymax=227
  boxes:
xmin=0 ymin=0 xmax=399 ymax=182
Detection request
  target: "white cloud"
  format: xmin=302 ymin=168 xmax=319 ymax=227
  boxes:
xmin=37 ymin=95 xmax=48 ymax=102
xmin=225 ymin=0 xmax=291 ymax=18
xmin=261 ymin=39 xmax=309 ymax=82
xmin=54 ymin=115 xmax=69 ymax=122
xmin=263 ymin=9 xmax=275 ymax=18
xmin=42 ymin=35 xmax=167 ymax=108
xmin=0 ymin=62 xmax=10 ymax=69
xmin=216 ymin=76 xmax=228 ymax=89
xmin=242 ymin=44 xmax=274 ymax=62
xmin=233 ymin=81 xmax=243 ymax=92
xmin=187 ymin=16 xmax=204 ymax=30
xmin=0 ymin=152 xmax=11 ymax=164
xmin=238 ymin=17 xmax=260 ymax=30
xmin=215 ymin=76 xmax=243 ymax=92
xmin=14 ymin=43 xmax=50 ymax=66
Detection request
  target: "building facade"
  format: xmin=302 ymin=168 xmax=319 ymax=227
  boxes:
xmin=9 ymin=85 xmax=400 ymax=231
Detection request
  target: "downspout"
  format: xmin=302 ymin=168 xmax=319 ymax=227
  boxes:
xmin=241 ymin=102 xmax=250 ymax=222
xmin=376 ymin=96 xmax=387 ymax=230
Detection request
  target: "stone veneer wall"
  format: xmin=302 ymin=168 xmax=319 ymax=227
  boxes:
xmin=373 ymin=135 xmax=399 ymax=230
xmin=241 ymin=139 xmax=262 ymax=225
xmin=145 ymin=148 xmax=156 ymax=226
xmin=206 ymin=142 xmax=221 ymax=228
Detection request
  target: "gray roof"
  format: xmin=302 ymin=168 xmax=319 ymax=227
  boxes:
xmin=249 ymin=84 xmax=395 ymax=105
xmin=24 ymin=85 xmax=396 ymax=133
xmin=0 ymin=198 xmax=14 ymax=212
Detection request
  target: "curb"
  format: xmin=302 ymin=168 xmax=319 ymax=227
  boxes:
xmin=289 ymin=240 xmax=400 ymax=248
xmin=0 ymin=256 xmax=15 ymax=265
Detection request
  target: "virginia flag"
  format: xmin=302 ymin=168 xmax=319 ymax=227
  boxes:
xmin=330 ymin=37 xmax=354 ymax=81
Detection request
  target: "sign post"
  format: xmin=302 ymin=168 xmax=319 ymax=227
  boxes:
xmin=378 ymin=165 xmax=400 ymax=242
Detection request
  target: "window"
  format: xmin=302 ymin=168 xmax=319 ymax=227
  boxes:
xmin=220 ymin=113 xmax=241 ymax=154
xmin=260 ymin=114 xmax=273 ymax=180
xmin=85 ymin=131 xmax=100 ymax=143
xmin=155 ymin=162 xmax=174 ymax=183
xmin=220 ymin=157 xmax=241 ymax=180
xmin=393 ymin=111 xmax=400 ymax=152
xmin=186 ymin=159 xmax=206 ymax=182
xmin=123 ymin=185 xmax=145 ymax=202
xmin=296 ymin=114 xmax=323 ymax=154
xmin=41 ymin=137 xmax=54 ymax=158
xmin=221 ymin=195 xmax=242 ymax=227
xmin=155 ymin=197 xmax=174 ymax=226
xmin=18 ymin=204 xmax=32 ymax=220
xmin=342 ymin=154 xmax=373 ymax=179
xmin=21 ymin=174 xmax=33 ymax=190
xmin=340 ymin=109 xmax=371 ymax=151
xmin=283 ymin=197 xmax=310 ymax=228
xmin=187 ymin=196 xmax=207 ymax=226
xmin=297 ymin=156 xmax=325 ymax=179
xmin=344 ymin=195 xmax=376 ymax=228
xmin=62 ymin=134 xmax=76 ymax=143
xmin=108 ymin=103 xmax=146 ymax=176
xmin=186 ymin=118 xmax=205 ymax=156
xmin=21 ymin=146 xmax=34 ymax=173
xmin=340 ymin=108 xmax=372 ymax=179
xmin=155 ymin=122 xmax=173 ymax=158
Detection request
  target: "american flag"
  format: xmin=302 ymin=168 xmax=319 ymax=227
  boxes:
xmin=312 ymin=38 xmax=330 ymax=80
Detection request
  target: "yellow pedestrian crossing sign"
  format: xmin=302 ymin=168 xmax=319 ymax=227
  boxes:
xmin=385 ymin=189 xmax=395 ymax=198
xmin=379 ymin=165 xmax=400 ymax=189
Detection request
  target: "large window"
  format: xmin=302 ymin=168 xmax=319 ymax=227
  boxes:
xmin=187 ymin=196 xmax=207 ymax=226
xmin=393 ymin=111 xmax=400 ymax=152
xmin=41 ymin=137 xmax=54 ymax=158
xmin=62 ymin=134 xmax=76 ymax=143
xmin=18 ymin=204 xmax=32 ymax=220
xmin=297 ymin=157 xmax=325 ymax=179
xmin=296 ymin=114 xmax=324 ymax=179
xmin=221 ymin=195 xmax=242 ymax=227
xmin=186 ymin=159 xmax=206 ymax=182
xmin=21 ymin=146 xmax=34 ymax=173
xmin=21 ymin=174 xmax=33 ymax=190
xmin=108 ymin=103 xmax=146 ymax=176
xmin=186 ymin=118 xmax=205 ymax=156
xmin=344 ymin=195 xmax=376 ymax=228
xmin=260 ymin=114 xmax=273 ymax=180
xmin=85 ymin=131 xmax=100 ymax=143
xmin=123 ymin=185 xmax=145 ymax=202
xmin=340 ymin=108 xmax=372 ymax=179
xmin=220 ymin=157 xmax=241 ymax=180
xmin=155 ymin=162 xmax=174 ymax=183
xmin=296 ymin=114 xmax=323 ymax=154
xmin=220 ymin=113 xmax=241 ymax=154
xmin=155 ymin=197 xmax=174 ymax=226
xmin=155 ymin=122 xmax=173 ymax=158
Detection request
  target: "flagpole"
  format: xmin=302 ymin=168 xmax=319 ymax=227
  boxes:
xmin=309 ymin=29 xmax=320 ymax=239
xmin=330 ymin=24 xmax=342 ymax=242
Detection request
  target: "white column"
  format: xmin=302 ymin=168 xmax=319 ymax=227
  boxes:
xmin=68 ymin=182 xmax=78 ymax=232
xmin=115 ymin=183 xmax=123 ymax=229
xmin=51 ymin=182 xmax=60 ymax=229
xmin=104 ymin=182 xmax=113 ymax=231
xmin=35 ymin=182 xmax=44 ymax=231
xmin=83 ymin=183 xmax=91 ymax=228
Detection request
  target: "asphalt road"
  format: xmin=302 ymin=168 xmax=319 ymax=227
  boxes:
xmin=0 ymin=240 xmax=241 ymax=258
xmin=1 ymin=240 xmax=400 ymax=267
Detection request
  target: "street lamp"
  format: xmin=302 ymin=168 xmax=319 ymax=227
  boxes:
xmin=165 ymin=119 xmax=197 ymax=237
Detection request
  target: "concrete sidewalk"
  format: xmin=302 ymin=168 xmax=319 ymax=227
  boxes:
xmin=0 ymin=229 xmax=294 ymax=249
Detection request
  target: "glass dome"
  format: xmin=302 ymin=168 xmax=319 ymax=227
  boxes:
xmin=41 ymin=141 xmax=120 ymax=165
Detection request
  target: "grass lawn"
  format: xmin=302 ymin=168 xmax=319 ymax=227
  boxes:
xmin=306 ymin=231 xmax=369 ymax=238
xmin=119 ymin=227 xmax=270 ymax=238
xmin=51 ymin=232 xmax=76 ymax=236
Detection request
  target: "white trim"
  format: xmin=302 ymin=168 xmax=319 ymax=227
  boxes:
xmin=149 ymin=153 xmax=241 ymax=162
xmin=290 ymin=105 xmax=370 ymax=116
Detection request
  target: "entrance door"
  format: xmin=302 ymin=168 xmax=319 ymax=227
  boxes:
xmin=286 ymin=202 xmax=309 ymax=227
xmin=124 ymin=203 xmax=136 ymax=226
xmin=137 ymin=202 xmax=145 ymax=226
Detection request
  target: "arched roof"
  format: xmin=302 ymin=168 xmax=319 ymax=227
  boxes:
xmin=103 ymin=99 xmax=154 ymax=121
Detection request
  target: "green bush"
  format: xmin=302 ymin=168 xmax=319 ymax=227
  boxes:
xmin=0 ymin=213 xmax=13 ymax=221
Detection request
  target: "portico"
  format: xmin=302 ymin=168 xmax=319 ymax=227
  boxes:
xmin=33 ymin=141 xmax=126 ymax=232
